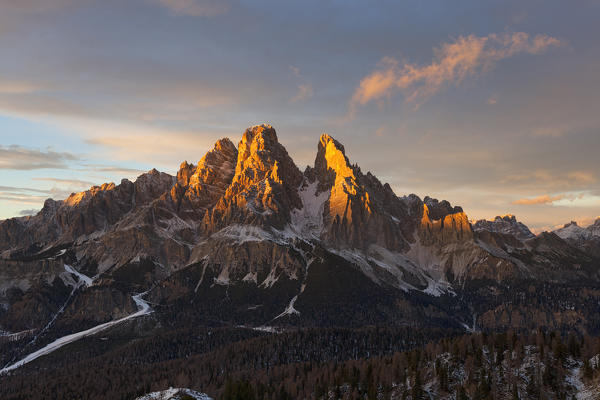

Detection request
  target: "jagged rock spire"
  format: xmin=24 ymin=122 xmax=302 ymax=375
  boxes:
xmin=169 ymin=138 xmax=237 ymax=218
xmin=203 ymin=124 xmax=303 ymax=232
xmin=312 ymin=132 xmax=414 ymax=251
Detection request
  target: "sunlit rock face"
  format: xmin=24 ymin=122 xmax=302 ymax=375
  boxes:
xmin=418 ymin=197 xmax=473 ymax=246
xmin=313 ymin=133 xmax=414 ymax=251
xmin=0 ymin=169 xmax=174 ymax=250
xmin=202 ymin=124 xmax=303 ymax=233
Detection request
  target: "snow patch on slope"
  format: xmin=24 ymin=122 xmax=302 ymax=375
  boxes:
xmin=273 ymin=295 xmax=300 ymax=320
xmin=329 ymin=245 xmax=452 ymax=296
xmin=136 ymin=387 xmax=212 ymax=400
xmin=565 ymin=364 xmax=598 ymax=400
xmin=289 ymin=181 xmax=329 ymax=239
xmin=0 ymin=291 xmax=152 ymax=374
xmin=64 ymin=264 xmax=94 ymax=287
xmin=213 ymin=224 xmax=275 ymax=244
xmin=554 ymin=222 xmax=596 ymax=241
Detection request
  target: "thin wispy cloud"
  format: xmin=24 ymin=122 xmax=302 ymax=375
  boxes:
xmin=19 ymin=208 xmax=39 ymax=216
xmin=289 ymin=66 xmax=313 ymax=103
xmin=0 ymin=185 xmax=49 ymax=205
xmin=291 ymin=84 xmax=313 ymax=103
xmin=0 ymin=145 xmax=79 ymax=170
xmin=289 ymin=66 xmax=301 ymax=78
xmin=501 ymin=170 xmax=596 ymax=190
xmin=82 ymin=165 xmax=146 ymax=176
xmin=0 ymin=185 xmax=48 ymax=194
xmin=0 ymin=193 xmax=47 ymax=204
xmin=0 ymin=183 xmax=86 ymax=203
xmin=0 ymin=80 xmax=40 ymax=94
xmin=513 ymin=193 xmax=584 ymax=206
xmin=154 ymin=0 xmax=229 ymax=17
xmin=33 ymin=177 xmax=95 ymax=187
xmin=350 ymin=32 xmax=563 ymax=113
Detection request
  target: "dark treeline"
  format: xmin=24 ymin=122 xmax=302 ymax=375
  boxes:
xmin=2 ymin=328 xmax=600 ymax=399
xmin=0 ymin=325 xmax=454 ymax=399
xmin=208 ymin=330 xmax=600 ymax=399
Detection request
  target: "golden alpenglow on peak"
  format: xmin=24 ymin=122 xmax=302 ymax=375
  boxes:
xmin=318 ymin=133 xmax=355 ymax=183
xmin=419 ymin=203 xmax=473 ymax=246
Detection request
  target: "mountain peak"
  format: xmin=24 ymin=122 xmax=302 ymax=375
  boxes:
xmin=232 ymin=124 xmax=300 ymax=188
xmin=204 ymin=125 xmax=302 ymax=232
xmin=213 ymin=137 xmax=235 ymax=152
xmin=239 ymin=124 xmax=276 ymax=151
xmin=473 ymin=214 xmax=534 ymax=241
xmin=314 ymin=133 xmax=356 ymax=191
xmin=169 ymin=137 xmax=237 ymax=218
xmin=496 ymin=214 xmax=516 ymax=222
xmin=319 ymin=133 xmax=346 ymax=154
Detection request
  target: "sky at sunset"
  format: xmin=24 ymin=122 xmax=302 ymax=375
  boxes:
xmin=0 ymin=0 xmax=599 ymax=232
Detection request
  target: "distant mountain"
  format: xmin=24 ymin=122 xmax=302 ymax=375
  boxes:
xmin=1 ymin=124 xmax=600 ymax=381
xmin=554 ymin=219 xmax=600 ymax=241
xmin=473 ymin=214 xmax=535 ymax=241
xmin=553 ymin=218 xmax=600 ymax=258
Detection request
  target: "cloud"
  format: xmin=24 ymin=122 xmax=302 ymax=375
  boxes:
xmin=154 ymin=0 xmax=229 ymax=17
xmin=0 ymin=145 xmax=79 ymax=170
xmin=0 ymin=185 xmax=49 ymax=204
xmin=350 ymin=32 xmax=563 ymax=112
xmin=289 ymin=66 xmax=313 ymax=103
xmin=375 ymin=126 xmax=386 ymax=137
xmin=82 ymin=164 xmax=146 ymax=176
xmin=0 ymin=193 xmax=47 ymax=204
xmin=289 ymin=66 xmax=301 ymax=78
xmin=33 ymin=177 xmax=95 ymax=187
xmin=512 ymin=194 xmax=565 ymax=205
xmin=19 ymin=209 xmax=39 ymax=216
xmin=0 ymin=185 xmax=48 ymax=194
xmin=0 ymin=183 xmax=83 ymax=204
xmin=512 ymin=192 xmax=585 ymax=205
xmin=501 ymin=170 xmax=596 ymax=189
xmin=531 ymin=125 xmax=569 ymax=137
xmin=0 ymin=80 xmax=40 ymax=94
xmin=291 ymin=84 xmax=313 ymax=102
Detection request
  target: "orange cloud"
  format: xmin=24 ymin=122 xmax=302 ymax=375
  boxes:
xmin=512 ymin=194 xmax=565 ymax=205
xmin=512 ymin=192 xmax=586 ymax=206
xmin=350 ymin=32 xmax=563 ymax=112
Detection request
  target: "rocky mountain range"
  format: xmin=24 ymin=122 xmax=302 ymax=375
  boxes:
xmin=1 ymin=124 xmax=600 ymax=379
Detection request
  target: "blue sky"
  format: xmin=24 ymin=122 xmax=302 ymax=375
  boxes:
xmin=1 ymin=0 xmax=599 ymax=231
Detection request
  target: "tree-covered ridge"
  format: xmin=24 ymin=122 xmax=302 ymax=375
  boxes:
xmin=1 ymin=328 xmax=599 ymax=399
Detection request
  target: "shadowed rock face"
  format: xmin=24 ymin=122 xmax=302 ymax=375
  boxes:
xmin=169 ymin=138 xmax=238 ymax=219
xmin=0 ymin=124 xmax=599 ymax=337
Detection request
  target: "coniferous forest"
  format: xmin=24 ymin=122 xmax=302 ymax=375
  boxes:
xmin=1 ymin=324 xmax=600 ymax=399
